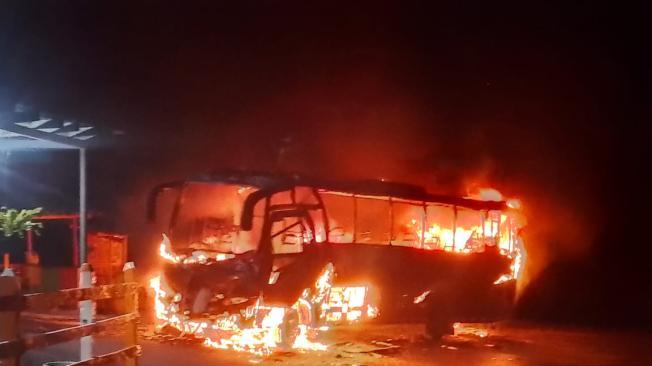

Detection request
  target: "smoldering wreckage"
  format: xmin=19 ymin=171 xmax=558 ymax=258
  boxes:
xmin=146 ymin=171 xmax=526 ymax=356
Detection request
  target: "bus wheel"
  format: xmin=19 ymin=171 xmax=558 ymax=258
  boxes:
xmin=425 ymin=312 xmax=455 ymax=339
xmin=424 ymin=284 xmax=459 ymax=340
xmin=279 ymin=308 xmax=300 ymax=349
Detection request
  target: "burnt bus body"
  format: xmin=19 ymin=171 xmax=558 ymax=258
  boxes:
xmin=149 ymin=171 xmax=522 ymax=336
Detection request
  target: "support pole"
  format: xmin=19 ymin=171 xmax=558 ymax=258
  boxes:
xmin=79 ymin=263 xmax=94 ymax=361
xmin=120 ymin=262 xmax=137 ymax=313
xmin=24 ymin=230 xmax=42 ymax=291
xmin=122 ymin=262 xmax=138 ymax=366
xmin=0 ymin=268 xmax=21 ymax=366
xmin=79 ymin=148 xmax=87 ymax=266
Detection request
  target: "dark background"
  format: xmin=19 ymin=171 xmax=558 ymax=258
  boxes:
xmin=0 ymin=1 xmax=650 ymax=329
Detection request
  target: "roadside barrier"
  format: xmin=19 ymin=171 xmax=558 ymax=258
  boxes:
xmin=0 ymin=263 xmax=140 ymax=366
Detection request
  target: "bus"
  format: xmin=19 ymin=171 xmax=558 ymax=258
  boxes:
xmin=147 ymin=170 xmax=524 ymax=347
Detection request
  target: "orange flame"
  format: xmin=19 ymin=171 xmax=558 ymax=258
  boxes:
xmin=150 ymin=266 xmax=334 ymax=355
xmin=407 ymin=188 xmax=526 ymax=283
xmin=150 ymin=186 xmax=523 ymax=354
xmin=159 ymin=234 xmax=235 ymax=264
xmin=325 ymin=285 xmax=379 ymax=323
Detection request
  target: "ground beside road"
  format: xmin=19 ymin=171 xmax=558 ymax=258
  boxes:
xmin=136 ymin=322 xmax=652 ymax=366
xmin=20 ymin=314 xmax=652 ymax=366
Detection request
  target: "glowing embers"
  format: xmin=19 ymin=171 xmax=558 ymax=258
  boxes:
xmin=404 ymin=194 xmax=526 ymax=284
xmin=323 ymin=285 xmax=378 ymax=323
xmin=413 ymin=290 xmax=431 ymax=304
xmin=149 ymin=268 xmax=331 ymax=356
xmin=202 ymin=305 xmax=327 ymax=354
xmin=472 ymin=188 xmax=503 ymax=202
xmin=453 ymin=322 xmax=490 ymax=338
xmin=159 ymin=234 xmax=235 ymax=264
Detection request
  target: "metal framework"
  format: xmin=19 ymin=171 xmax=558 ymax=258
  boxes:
xmin=0 ymin=105 xmax=99 ymax=265
xmin=147 ymin=170 xmax=513 ymax=250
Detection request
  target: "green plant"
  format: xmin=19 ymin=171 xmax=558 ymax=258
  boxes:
xmin=0 ymin=207 xmax=43 ymax=238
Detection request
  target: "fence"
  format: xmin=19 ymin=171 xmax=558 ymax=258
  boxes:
xmin=0 ymin=264 xmax=140 ymax=366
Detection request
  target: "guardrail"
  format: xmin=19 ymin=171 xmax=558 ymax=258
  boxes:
xmin=0 ymin=264 xmax=140 ymax=366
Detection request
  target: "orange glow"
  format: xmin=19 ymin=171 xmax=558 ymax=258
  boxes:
xmin=322 ymin=285 xmax=378 ymax=323
xmin=404 ymin=188 xmax=527 ymax=283
xmin=414 ymin=290 xmax=431 ymax=304
xmin=159 ymin=234 xmax=235 ymax=264
xmin=453 ymin=322 xmax=489 ymax=338
xmin=150 ymin=267 xmax=332 ymax=355
xmin=507 ymin=198 xmax=522 ymax=209
xmin=474 ymin=188 xmax=503 ymax=202
xmin=150 ymin=185 xmax=525 ymax=355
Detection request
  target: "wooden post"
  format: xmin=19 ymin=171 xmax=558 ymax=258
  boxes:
xmin=26 ymin=230 xmax=33 ymax=257
xmin=79 ymin=263 xmax=94 ymax=361
xmin=119 ymin=262 xmax=137 ymax=313
xmin=24 ymin=230 xmax=42 ymax=291
xmin=2 ymin=253 xmax=9 ymax=272
xmin=0 ymin=268 xmax=21 ymax=366
xmin=123 ymin=262 xmax=138 ymax=366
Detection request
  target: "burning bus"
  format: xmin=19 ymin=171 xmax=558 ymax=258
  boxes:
xmin=147 ymin=171 xmax=525 ymax=354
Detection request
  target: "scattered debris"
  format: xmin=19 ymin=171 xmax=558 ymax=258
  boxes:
xmin=441 ymin=345 xmax=458 ymax=350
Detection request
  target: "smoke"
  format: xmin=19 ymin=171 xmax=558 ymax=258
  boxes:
xmin=104 ymin=75 xmax=606 ymax=302
xmin=2 ymin=1 xmax=619 ymax=320
xmin=2 ymin=0 xmax=645 ymax=328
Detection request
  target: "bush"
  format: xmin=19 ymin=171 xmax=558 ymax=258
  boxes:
xmin=0 ymin=207 xmax=43 ymax=238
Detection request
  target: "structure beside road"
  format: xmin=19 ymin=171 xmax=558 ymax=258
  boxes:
xmin=0 ymin=264 xmax=140 ymax=366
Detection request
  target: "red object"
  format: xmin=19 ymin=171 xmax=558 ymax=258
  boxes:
xmin=87 ymin=233 xmax=127 ymax=284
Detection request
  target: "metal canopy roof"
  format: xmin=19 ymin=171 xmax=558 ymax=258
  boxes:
xmin=0 ymin=105 xmax=97 ymax=150
xmin=0 ymin=104 xmax=101 ymax=265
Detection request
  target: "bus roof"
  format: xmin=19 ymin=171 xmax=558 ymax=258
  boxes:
xmin=148 ymin=170 xmax=509 ymax=222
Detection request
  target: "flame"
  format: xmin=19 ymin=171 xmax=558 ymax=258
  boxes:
xmin=366 ymin=304 xmax=379 ymax=318
xmin=472 ymin=188 xmax=503 ymax=201
xmin=506 ymin=198 xmax=522 ymax=209
xmin=453 ymin=322 xmax=489 ymax=338
xmin=414 ymin=290 xmax=431 ymax=304
xmin=407 ymin=189 xmax=526 ymax=283
xmin=150 ymin=267 xmax=332 ymax=355
xmin=493 ymin=274 xmax=512 ymax=285
xmin=150 ymin=186 xmax=524 ymax=354
xmin=322 ymin=285 xmax=378 ymax=323
xmin=159 ymin=234 xmax=235 ymax=264
xmin=149 ymin=259 xmax=376 ymax=355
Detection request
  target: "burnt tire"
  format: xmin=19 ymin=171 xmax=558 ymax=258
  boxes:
xmin=279 ymin=308 xmax=300 ymax=349
xmin=425 ymin=313 xmax=455 ymax=339
xmin=424 ymin=283 xmax=459 ymax=340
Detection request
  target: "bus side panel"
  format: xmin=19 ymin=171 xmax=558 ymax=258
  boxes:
xmin=322 ymin=243 xmax=514 ymax=322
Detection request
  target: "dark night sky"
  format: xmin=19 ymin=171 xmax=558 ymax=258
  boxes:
xmin=0 ymin=1 xmax=650 ymax=328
